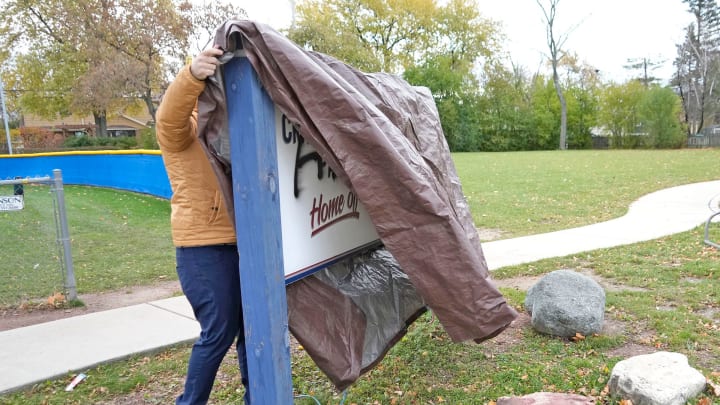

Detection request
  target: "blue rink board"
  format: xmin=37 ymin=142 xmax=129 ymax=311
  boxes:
xmin=0 ymin=152 xmax=172 ymax=199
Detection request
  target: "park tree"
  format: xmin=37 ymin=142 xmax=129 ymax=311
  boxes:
xmin=288 ymin=0 xmax=434 ymax=73
xmin=526 ymin=75 xmax=560 ymax=150
xmin=428 ymin=0 xmax=501 ymax=65
xmin=522 ymin=61 xmax=600 ymax=152
xmin=557 ymin=53 xmax=600 ymax=149
xmin=624 ymin=57 xmax=664 ymax=87
xmin=289 ymin=0 xmax=501 ymax=151
xmin=182 ymin=1 xmax=248 ymax=55
xmin=71 ymin=43 xmax=149 ymax=136
xmin=8 ymin=48 xmax=76 ymax=120
xmin=405 ymin=54 xmax=481 ymax=151
xmin=94 ymin=0 xmax=247 ymax=120
xmin=474 ymin=62 xmax=535 ymax=151
xmin=288 ymin=0 xmax=500 ymax=75
xmin=536 ymin=0 xmax=570 ymax=150
xmin=0 ymin=0 xmax=239 ymax=136
xmin=638 ymin=86 xmax=686 ymax=148
xmin=286 ymin=2 xmax=381 ymax=72
xmin=563 ymin=84 xmax=595 ymax=149
xmin=0 ymin=0 xmax=127 ymax=136
xmin=674 ymin=0 xmax=720 ymax=135
xmin=68 ymin=0 xmax=191 ymax=122
xmin=597 ymin=80 xmax=645 ymax=148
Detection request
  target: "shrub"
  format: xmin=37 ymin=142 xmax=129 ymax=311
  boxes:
xmin=115 ymin=136 xmax=138 ymax=149
xmin=62 ymin=135 xmax=138 ymax=150
xmin=63 ymin=135 xmax=94 ymax=148
xmin=138 ymin=127 xmax=158 ymax=149
xmin=20 ymin=127 xmax=64 ymax=149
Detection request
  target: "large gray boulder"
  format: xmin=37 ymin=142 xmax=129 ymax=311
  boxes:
xmin=608 ymin=351 xmax=706 ymax=405
xmin=524 ymin=270 xmax=605 ymax=337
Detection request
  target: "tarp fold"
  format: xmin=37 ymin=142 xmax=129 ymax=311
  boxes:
xmin=196 ymin=20 xmax=518 ymax=389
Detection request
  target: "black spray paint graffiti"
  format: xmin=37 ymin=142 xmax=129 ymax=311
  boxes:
xmin=281 ymin=114 xmax=337 ymax=198
xmin=281 ymin=114 xmax=360 ymax=236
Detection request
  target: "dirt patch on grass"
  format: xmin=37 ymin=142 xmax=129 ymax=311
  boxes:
xmin=3 ymin=271 xmax=715 ymax=404
xmin=605 ymin=342 xmax=657 ymax=359
xmin=486 ymin=312 xmax=530 ymax=346
xmin=477 ymin=228 xmax=506 ymax=241
xmin=489 ymin=272 xmax=665 ymax=361
xmin=492 ymin=269 xmax=648 ymax=293
xmin=0 ymin=280 xmax=182 ymax=332
xmin=1 ymin=272 xmax=713 ymax=375
xmin=697 ymin=307 xmax=719 ymax=320
xmin=1 ymin=269 xmax=644 ymax=333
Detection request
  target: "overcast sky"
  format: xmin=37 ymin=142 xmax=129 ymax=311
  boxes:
xmin=476 ymin=0 xmax=695 ymax=83
xmin=232 ymin=0 xmax=695 ymax=83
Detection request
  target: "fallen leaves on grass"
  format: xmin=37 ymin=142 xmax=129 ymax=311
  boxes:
xmin=707 ymin=377 xmax=720 ymax=397
xmin=47 ymin=292 xmax=65 ymax=308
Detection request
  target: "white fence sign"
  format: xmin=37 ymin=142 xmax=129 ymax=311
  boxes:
xmin=275 ymin=110 xmax=380 ymax=282
xmin=0 ymin=195 xmax=24 ymax=211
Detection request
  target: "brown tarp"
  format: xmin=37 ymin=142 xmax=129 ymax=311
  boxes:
xmin=196 ymin=20 xmax=518 ymax=390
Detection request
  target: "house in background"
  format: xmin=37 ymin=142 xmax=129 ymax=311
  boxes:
xmin=687 ymin=124 xmax=720 ymax=148
xmin=21 ymin=111 xmax=153 ymax=138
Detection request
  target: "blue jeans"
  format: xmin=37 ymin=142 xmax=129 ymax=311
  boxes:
xmin=175 ymin=245 xmax=249 ymax=404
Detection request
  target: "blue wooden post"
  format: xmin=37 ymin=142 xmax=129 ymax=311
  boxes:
xmin=224 ymin=56 xmax=294 ymax=403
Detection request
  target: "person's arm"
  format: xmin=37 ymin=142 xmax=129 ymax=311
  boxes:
xmin=156 ymin=47 xmax=223 ymax=152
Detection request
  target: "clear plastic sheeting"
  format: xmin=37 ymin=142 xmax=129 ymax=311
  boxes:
xmin=286 ymin=247 xmax=427 ymax=390
xmin=312 ymin=248 xmax=426 ymax=369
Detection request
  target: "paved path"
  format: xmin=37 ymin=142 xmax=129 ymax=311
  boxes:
xmin=484 ymin=180 xmax=720 ymax=269
xmin=1 ymin=180 xmax=718 ymax=394
xmin=0 ymin=296 xmax=199 ymax=394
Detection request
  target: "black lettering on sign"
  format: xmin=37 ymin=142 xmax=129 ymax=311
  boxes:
xmin=0 ymin=196 xmax=23 ymax=204
xmin=281 ymin=114 xmax=336 ymax=198
xmin=0 ymin=195 xmax=24 ymax=211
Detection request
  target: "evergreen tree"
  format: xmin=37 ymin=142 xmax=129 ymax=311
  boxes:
xmin=674 ymin=0 xmax=720 ymax=135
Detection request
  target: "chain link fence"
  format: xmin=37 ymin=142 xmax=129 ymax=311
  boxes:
xmin=0 ymin=171 xmax=76 ymax=308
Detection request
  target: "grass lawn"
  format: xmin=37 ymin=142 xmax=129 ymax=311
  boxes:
xmin=0 ymin=185 xmax=175 ymax=307
xmin=455 ymin=149 xmax=720 ymax=239
xmin=1 ymin=149 xmax=719 ymax=404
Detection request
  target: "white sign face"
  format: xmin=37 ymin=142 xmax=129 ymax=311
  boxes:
xmin=275 ymin=110 xmax=380 ymax=282
xmin=0 ymin=195 xmax=24 ymax=211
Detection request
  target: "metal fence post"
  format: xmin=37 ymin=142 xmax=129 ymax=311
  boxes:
xmin=53 ymin=169 xmax=77 ymax=300
xmin=0 ymin=76 xmax=12 ymax=155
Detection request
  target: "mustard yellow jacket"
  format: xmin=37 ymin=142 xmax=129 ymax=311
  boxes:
xmin=155 ymin=65 xmax=236 ymax=247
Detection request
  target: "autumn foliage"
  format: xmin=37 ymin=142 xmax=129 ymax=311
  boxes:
xmin=19 ymin=127 xmax=64 ymax=149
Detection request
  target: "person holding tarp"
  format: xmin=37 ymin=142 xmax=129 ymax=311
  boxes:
xmin=156 ymin=46 xmax=251 ymax=404
xmin=193 ymin=19 xmax=519 ymax=392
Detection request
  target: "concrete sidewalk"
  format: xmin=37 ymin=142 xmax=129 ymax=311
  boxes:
xmin=1 ymin=180 xmax=719 ymax=395
xmin=0 ymin=296 xmax=199 ymax=394
xmin=484 ymin=180 xmax=720 ymax=269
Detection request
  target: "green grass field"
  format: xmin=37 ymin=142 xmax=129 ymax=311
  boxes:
xmin=0 ymin=184 xmax=174 ymax=307
xmin=455 ymin=149 xmax=720 ymax=239
xmin=1 ymin=149 xmax=719 ymax=404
